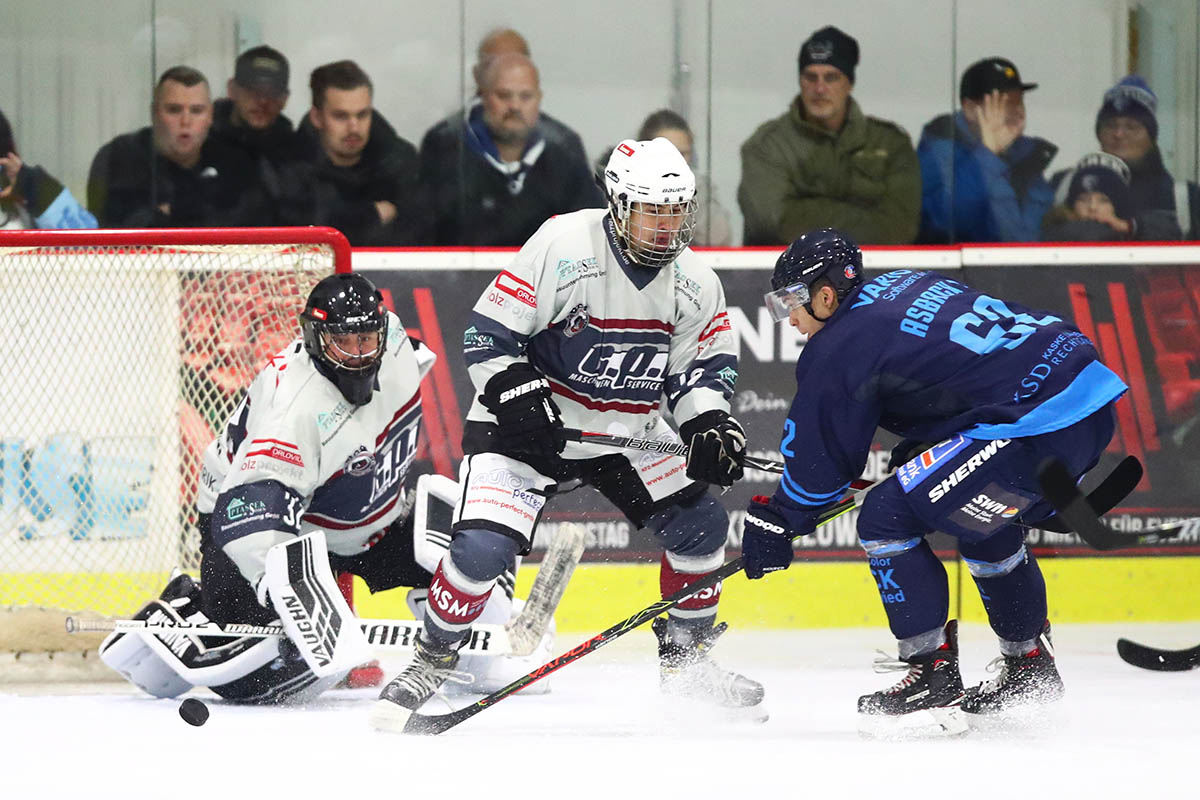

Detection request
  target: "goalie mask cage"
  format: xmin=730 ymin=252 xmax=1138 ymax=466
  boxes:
xmin=0 ymin=227 xmax=350 ymax=680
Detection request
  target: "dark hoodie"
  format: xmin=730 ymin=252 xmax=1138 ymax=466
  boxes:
xmin=280 ymin=109 xmax=422 ymax=246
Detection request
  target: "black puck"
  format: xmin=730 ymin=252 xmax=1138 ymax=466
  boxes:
xmin=179 ymin=697 xmax=210 ymax=727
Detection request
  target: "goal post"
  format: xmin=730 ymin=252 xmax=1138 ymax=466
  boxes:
xmin=0 ymin=227 xmax=350 ymax=680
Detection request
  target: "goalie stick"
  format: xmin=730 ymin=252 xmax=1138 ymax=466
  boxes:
xmin=570 ymin=429 xmax=1142 ymax=537
xmin=1116 ymin=638 xmax=1200 ymax=672
xmin=1037 ymin=458 xmax=1194 ymax=550
xmin=66 ymin=616 xmax=511 ymax=656
xmin=506 ymin=522 xmax=586 ymax=657
xmin=400 ymin=481 xmax=874 ymax=736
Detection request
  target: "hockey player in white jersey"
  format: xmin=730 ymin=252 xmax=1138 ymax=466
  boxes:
xmin=100 ymin=273 xmax=550 ymax=703
xmin=373 ymin=138 xmax=764 ymax=730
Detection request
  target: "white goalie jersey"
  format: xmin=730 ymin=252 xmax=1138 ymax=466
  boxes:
xmin=195 ymin=311 xmax=435 ymax=587
xmin=464 ymin=208 xmax=738 ymax=458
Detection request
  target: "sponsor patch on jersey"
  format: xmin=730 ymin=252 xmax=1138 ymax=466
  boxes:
xmin=246 ymin=439 xmax=305 ymax=468
xmin=895 ymin=435 xmax=970 ymax=493
xmin=948 ymin=483 xmax=1032 ymax=535
xmin=563 ymin=303 xmax=590 ymax=337
xmin=495 ymin=270 xmax=536 ymax=307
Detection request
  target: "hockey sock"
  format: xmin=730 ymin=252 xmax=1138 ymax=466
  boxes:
xmin=422 ymin=528 xmax=520 ymax=649
xmin=962 ymin=539 xmax=1047 ymax=649
xmin=660 ymin=550 xmax=724 ymax=646
xmin=861 ymin=537 xmax=949 ymax=642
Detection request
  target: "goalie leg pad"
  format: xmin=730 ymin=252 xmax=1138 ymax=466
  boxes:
xmin=263 ymin=530 xmax=373 ymax=678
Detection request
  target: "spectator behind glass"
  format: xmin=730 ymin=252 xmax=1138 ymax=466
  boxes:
xmin=1050 ymin=76 xmax=1197 ymax=240
xmin=738 ymin=25 xmax=920 ymax=245
xmin=636 ymin=110 xmax=731 ymax=246
xmin=211 ymin=45 xmax=296 ymax=168
xmin=282 ymin=60 xmax=422 ymax=246
xmin=0 ymin=107 xmax=96 ymax=229
xmin=917 ymin=57 xmax=1057 ymax=243
xmin=418 ymin=52 xmax=603 ymax=246
xmin=87 ymin=66 xmax=270 ymax=228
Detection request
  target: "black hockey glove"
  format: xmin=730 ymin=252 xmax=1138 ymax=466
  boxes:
xmin=679 ymin=410 xmax=746 ymax=487
xmin=742 ymin=496 xmax=801 ymax=580
xmin=482 ymin=362 xmax=565 ymax=458
xmin=887 ymin=438 xmax=936 ymax=472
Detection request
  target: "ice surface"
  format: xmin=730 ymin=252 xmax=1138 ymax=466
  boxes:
xmin=4 ymin=622 xmax=1195 ymax=798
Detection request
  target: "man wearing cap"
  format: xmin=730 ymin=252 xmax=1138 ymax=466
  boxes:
xmin=738 ymin=25 xmax=920 ymax=246
xmin=917 ymin=57 xmax=1056 ymax=243
xmin=211 ymin=45 xmax=296 ymax=168
xmin=1050 ymin=76 xmax=1197 ymax=240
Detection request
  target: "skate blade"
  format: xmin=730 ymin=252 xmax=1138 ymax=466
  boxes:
xmin=369 ymin=699 xmax=415 ymax=734
xmin=660 ymin=693 xmax=769 ymax=725
xmin=858 ymin=706 xmax=968 ymax=739
xmin=964 ymin=699 xmax=1065 ymax=736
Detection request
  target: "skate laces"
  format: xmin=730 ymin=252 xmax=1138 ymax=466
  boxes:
xmin=872 ymin=651 xmax=923 ymax=693
xmin=977 ymin=655 xmax=1012 ymax=694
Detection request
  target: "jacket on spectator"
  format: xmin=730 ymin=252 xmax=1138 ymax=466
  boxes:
xmin=282 ymin=110 xmax=422 ymax=246
xmin=2 ymin=164 xmax=96 ymax=229
xmin=1050 ymin=148 xmax=1199 ymax=241
xmin=87 ymin=128 xmax=270 ymax=228
xmin=738 ymin=96 xmax=920 ymax=246
xmin=210 ymin=98 xmax=296 ymax=165
xmin=917 ymin=112 xmax=1056 ymax=243
xmin=418 ymin=102 xmax=604 ymax=246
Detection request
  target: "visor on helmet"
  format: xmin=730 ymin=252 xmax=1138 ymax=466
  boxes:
xmin=763 ymin=281 xmax=812 ymax=322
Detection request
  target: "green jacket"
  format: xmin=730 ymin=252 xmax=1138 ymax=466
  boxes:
xmin=738 ymin=96 xmax=920 ymax=245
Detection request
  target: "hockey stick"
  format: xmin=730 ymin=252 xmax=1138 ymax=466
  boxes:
xmin=1031 ymin=455 xmax=1142 ymax=533
xmin=401 ymin=483 xmax=872 ymax=735
xmin=66 ymin=616 xmax=511 ymax=656
xmin=1037 ymin=458 xmax=1194 ymax=550
xmin=563 ymin=428 xmax=786 ymax=474
xmin=506 ymin=522 xmax=586 ymax=656
xmin=1116 ymin=638 xmax=1200 ymax=672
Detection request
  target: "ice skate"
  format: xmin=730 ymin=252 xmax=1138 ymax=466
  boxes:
xmin=857 ymin=620 xmax=967 ymax=737
xmin=962 ymin=620 xmax=1064 ymax=716
xmin=370 ymin=635 xmax=470 ymax=733
xmin=653 ymin=617 xmax=767 ymax=721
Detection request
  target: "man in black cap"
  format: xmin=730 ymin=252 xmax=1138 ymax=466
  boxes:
xmin=738 ymin=25 xmax=919 ymax=246
xmin=211 ymin=45 xmax=296 ymax=169
xmin=916 ymin=56 xmax=1057 ymax=243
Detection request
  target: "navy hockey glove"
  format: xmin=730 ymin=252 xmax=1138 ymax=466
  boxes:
xmin=887 ymin=438 xmax=935 ymax=472
xmin=742 ymin=496 xmax=798 ymax=580
xmin=482 ymin=363 xmax=565 ymax=458
xmin=679 ymin=410 xmax=746 ymax=487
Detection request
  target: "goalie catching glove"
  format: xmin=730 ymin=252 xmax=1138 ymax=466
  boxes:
xmin=482 ymin=362 xmax=565 ymax=458
xmin=679 ymin=410 xmax=746 ymax=487
xmin=742 ymin=496 xmax=803 ymax=580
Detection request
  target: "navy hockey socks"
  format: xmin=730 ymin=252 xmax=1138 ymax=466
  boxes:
xmin=962 ymin=541 xmax=1047 ymax=649
xmin=862 ymin=537 xmax=949 ymax=641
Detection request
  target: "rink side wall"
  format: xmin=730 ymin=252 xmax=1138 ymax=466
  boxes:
xmin=355 ymin=244 xmax=1200 ymax=629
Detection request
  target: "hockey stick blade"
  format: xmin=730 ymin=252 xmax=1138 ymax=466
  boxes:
xmin=400 ymin=488 xmax=868 ymax=735
xmin=506 ymin=522 xmax=586 ymax=656
xmin=1037 ymin=459 xmax=1184 ymax=550
xmin=1036 ymin=455 xmax=1142 ymax=533
xmin=1116 ymin=638 xmax=1200 ymax=672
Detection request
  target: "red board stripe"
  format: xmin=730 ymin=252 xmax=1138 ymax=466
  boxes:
xmin=1107 ymin=281 xmax=1159 ymax=451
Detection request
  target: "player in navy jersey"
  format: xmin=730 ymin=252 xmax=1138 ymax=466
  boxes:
xmin=373 ymin=137 xmax=764 ymax=731
xmin=741 ymin=229 xmax=1126 ymax=735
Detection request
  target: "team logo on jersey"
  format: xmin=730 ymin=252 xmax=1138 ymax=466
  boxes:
xmin=563 ymin=303 xmax=590 ymax=337
xmin=345 ymin=445 xmax=375 ymax=477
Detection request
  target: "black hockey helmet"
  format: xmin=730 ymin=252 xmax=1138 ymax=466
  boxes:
xmin=301 ymin=273 xmax=389 ymax=405
xmin=764 ymin=228 xmax=863 ymax=321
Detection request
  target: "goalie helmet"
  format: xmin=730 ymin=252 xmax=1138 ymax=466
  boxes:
xmin=602 ymin=137 xmax=697 ymax=268
xmin=301 ymin=273 xmax=389 ymax=405
xmin=764 ymin=228 xmax=863 ymax=322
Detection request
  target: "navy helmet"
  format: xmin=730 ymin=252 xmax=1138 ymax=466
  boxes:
xmin=765 ymin=228 xmax=863 ymax=321
xmin=301 ymin=273 xmax=389 ymax=405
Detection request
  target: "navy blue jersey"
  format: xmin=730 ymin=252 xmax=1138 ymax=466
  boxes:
xmin=770 ymin=269 xmax=1127 ymax=531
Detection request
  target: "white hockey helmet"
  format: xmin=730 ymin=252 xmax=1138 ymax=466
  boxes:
xmin=603 ymin=137 xmax=698 ymax=268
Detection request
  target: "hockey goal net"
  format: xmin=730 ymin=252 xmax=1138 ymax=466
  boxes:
xmin=0 ymin=227 xmax=349 ymax=680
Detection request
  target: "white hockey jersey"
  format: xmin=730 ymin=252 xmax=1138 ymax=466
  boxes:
xmin=196 ymin=311 xmax=435 ymax=586
xmin=464 ymin=208 xmax=738 ymax=459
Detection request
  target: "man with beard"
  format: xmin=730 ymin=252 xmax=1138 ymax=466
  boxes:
xmin=418 ymin=52 xmax=603 ymax=246
xmin=281 ymin=60 xmax=421 ymax=245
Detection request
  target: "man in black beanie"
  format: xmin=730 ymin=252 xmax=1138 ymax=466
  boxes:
xmin=739 ymin=25 xmax=919 ymax=246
